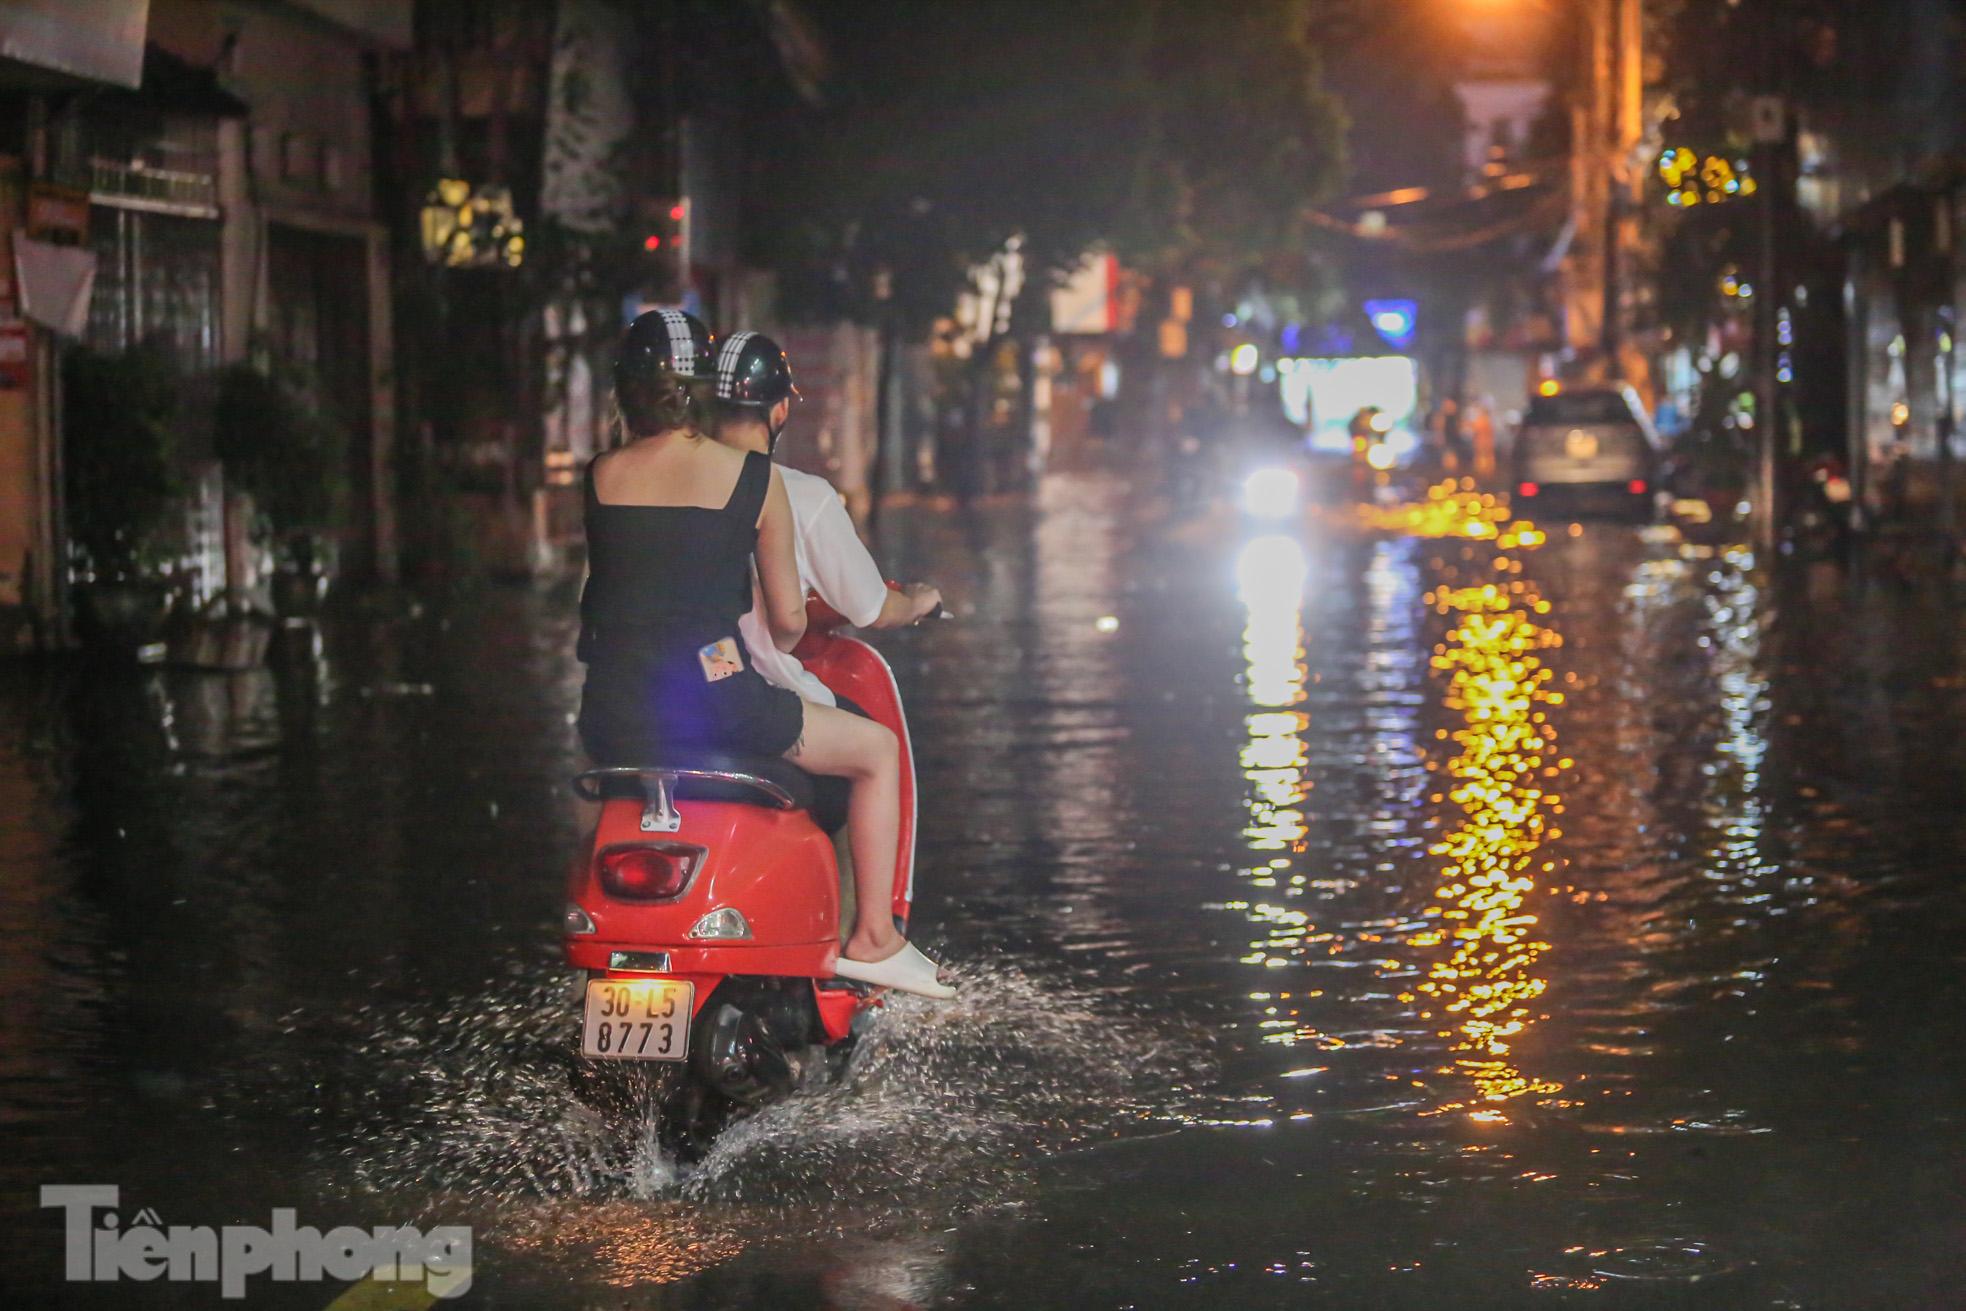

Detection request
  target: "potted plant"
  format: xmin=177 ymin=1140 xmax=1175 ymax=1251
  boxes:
xmin=62 ymin=344 xmax=181 ymax=645
xmin=213 ymin=360 xmax=349 ymax=618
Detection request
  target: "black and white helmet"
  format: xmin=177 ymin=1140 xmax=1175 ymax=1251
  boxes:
xmin=616 ymin=308 xmax=713 ymax=391
xmin=711 ymin=330 xmax=798 ymax=409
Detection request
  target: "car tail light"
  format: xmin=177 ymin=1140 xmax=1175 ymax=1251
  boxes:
xmin=1517 ymin=481 xmax=1540 ymax=497
xmin=597 ymin=842 xmax=704 ymax=902
xmin=1627 ymin=478 xmax=1649 ymax=495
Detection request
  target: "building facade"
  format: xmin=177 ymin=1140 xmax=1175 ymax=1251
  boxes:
xmin=0 ymin=0 xmax=406 ymax=649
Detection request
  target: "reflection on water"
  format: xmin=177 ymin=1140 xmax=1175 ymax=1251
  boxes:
xmin=1225 ymin=535 xmax=1314 ymax=1095
xmin=1370 ymin=493 xmax=1571 ymax=1120
xmin=5 ymin=472 xmax=1966 ymax=1305
xmin=1410 ymin=570 xmax=1567 ymax=1119
xmin=1356 ymin=478 xmax=1509 ymax=540
xmin=1222 ymin=486 xmax=1575 ymax=1112
xmin=1703 ymin=546 xmax=1772 ymax=899
xmin=1235 ymin=534 xmax=1310 ymax=855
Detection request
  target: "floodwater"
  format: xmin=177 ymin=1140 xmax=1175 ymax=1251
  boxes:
xmin=2 ymin=471 xmax=1963 ymax=1308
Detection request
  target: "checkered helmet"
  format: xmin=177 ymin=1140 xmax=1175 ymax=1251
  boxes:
xmin=616 ymin=309 xmax=714 ymax=391
xmin=711 ymin=330 xmax=798 ymax=409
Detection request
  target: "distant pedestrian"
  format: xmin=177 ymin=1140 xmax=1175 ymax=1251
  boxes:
xmin=1429 ymin=398 xmax=1464 ymax=473
xmin=1468 ymin=405 xmax=1496 ymax=480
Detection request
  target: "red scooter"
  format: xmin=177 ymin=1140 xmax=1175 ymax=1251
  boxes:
xmin=562 ymin=595 xmax=918 ymax=1151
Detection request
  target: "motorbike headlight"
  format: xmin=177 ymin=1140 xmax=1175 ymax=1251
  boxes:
xmin=1241 ymin=467 xmax=1300 ymax=519
xmin=1365 ymin=443 xmax=1397 ymax=471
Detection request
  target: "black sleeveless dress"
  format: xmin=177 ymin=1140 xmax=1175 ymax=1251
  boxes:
xmin=576 ymin=446 xmax=805 ymax=763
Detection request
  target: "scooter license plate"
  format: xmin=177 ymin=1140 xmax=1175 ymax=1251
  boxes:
xmin=581 ymin=978 xmax=693 ymax=1060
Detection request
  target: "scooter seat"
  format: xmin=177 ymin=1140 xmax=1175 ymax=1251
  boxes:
xmin=584 ymin=752 xmax=817 ymax=813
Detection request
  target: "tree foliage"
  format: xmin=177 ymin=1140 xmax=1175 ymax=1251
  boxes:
xmin=1647 ymin=0 xmax=1943 ymax=463
xmin=749 ymin=0 xmax=1348 ymax=330
xmin=213 ymin=361 xmax=350 ymax=539
xmin=62 ymin=345 xmax=180 ymax=580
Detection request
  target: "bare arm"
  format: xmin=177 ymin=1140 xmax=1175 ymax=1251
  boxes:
xmin=755 ymin=468 xmax=807 ymax=652
xmin=870 ymin=581 xmax=942 ymax=628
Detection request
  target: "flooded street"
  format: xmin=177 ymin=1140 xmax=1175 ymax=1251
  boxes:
xmin=4 ymin=470 xmax=1964 ymax=1308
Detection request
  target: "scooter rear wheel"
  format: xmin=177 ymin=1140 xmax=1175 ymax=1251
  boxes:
xmin=658 ymin=1073 xmax=739 ymax=1163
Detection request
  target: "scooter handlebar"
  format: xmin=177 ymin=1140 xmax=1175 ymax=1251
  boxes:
xmin=888 ymin=579 xmax=951 ymax=624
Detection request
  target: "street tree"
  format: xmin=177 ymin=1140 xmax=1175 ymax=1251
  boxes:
xmin=1648 ymin=0 xmax=1947 ymax=484
xmin=744 ymin=0 xmax=1348 ymax=471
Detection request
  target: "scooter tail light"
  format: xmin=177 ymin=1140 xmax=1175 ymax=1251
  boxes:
xmin=596 ymin=842 xmax=704 ymax=902
xmin=1628 ymin=478 xmax=1649 ymax=495
xmin=1517 ymin=481 xmax=1540 ymax=497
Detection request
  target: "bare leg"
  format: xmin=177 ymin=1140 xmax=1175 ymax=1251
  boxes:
xmin=789 ymin=702 xmax=905 ymax=963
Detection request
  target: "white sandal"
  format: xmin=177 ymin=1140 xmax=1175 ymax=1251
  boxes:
xmin=833 ymin=941 xmax=957 ymax=1000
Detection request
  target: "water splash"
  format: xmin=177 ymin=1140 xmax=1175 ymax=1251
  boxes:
xmin=293 ymin=955 xmax=1202 ymax=1231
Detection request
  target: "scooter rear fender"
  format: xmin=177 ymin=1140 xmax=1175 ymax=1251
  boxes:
xmin=569 ymin=795 xmax=840 ymax=950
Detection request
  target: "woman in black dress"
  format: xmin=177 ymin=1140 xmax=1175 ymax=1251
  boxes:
xmin=578 ymin=310 xmax=952 ymax=998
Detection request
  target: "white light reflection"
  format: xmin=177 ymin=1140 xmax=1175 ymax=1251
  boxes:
xmin=1235 ymin=535 xmax=1310 ymax=854
xmin=1702 ymin=546 xmax=1772 ymax=893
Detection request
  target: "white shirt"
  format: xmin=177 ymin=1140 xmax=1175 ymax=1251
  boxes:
xmin=740 ymin=464 xmax=889 ymax=706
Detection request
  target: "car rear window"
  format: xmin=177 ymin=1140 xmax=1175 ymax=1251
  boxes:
xmin=1520 ymin=424 xmax=1649 ymax=458
xmin=1525 ymin=392 xmax=1639 ymax=426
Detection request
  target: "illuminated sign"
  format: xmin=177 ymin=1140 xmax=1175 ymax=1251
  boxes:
xmin=1364 ymin=298 xmax=1418 ymax=350
xmin=1280 ymin=355 xmax=1421 ymax=453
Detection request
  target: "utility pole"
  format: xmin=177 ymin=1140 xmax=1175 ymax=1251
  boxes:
xmin=1749 ymin=0 xmax=1785 ymax=556
xmin=1571 ymin=0 xmax=1644 ymax=382
xmin=1564 ymin=0 xmax=1607 ymax=370
xmin=1607 ymin=0 xmax=1646 ymax=387
xmin=1598 ymin=0 xmax=1620 ymax=369
xmin=1600 ymin=0 xmax=1641 ymax=369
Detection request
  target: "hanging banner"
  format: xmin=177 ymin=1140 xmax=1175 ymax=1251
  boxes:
xmin=540 ymin=0 xmax=633 ymax=235
xmin=13 ymin=234 xmax=97 ymax=337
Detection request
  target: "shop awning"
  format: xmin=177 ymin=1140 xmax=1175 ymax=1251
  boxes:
xmin=0 ymin=0 xmax=149 ymax=90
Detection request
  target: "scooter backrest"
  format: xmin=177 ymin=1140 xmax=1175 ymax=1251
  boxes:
xmin=573 ymin=756 xmax=818 ymax=814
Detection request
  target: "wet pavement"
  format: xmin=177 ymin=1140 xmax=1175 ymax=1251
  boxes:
xmin=3 ymin=470 xmax=1964 ymax=1308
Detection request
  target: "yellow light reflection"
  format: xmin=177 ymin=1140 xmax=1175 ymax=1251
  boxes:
xmin=1226 ymin=485 xmax=1574 ymax=1082
xmin=1357 ymin=479 xmax=1511 ymax=540
xmin=498 ymin=1201 xmax=747 ymax=1286
xmin=1413 ymin=562 xmax=1567 ymax=1121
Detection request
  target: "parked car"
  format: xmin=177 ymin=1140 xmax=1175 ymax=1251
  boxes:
xmin=1510 ymin=386 xmax=1661 ymax=520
